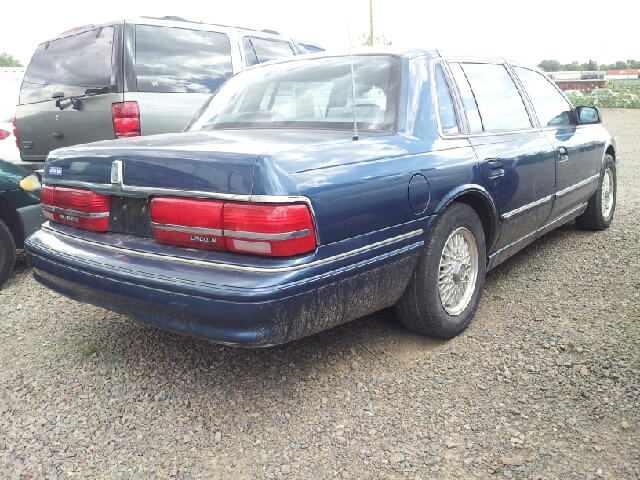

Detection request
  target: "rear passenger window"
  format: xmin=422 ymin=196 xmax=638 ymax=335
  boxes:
xmin=434 ymin=64 xmax=458 ymax=134
xmin=135 ymin=26 xmax=232 ymax=93
xmin=21 ymin=27 xmax=114 ymax=104
xmin=513 ymin=67 xmax=573 ymax=127
xmin=245 ymin=37 xmax=295 ymax=65
xmin=461 ymin=63 xmax=532 ymax=132
xmin=448 ymin=63 xmax=483 ymax=133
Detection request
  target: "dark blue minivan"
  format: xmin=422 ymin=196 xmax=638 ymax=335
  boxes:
xmin=25 ymin=49 xmax=617 ymax=346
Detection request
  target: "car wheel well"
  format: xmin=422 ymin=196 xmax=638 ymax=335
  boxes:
xmin=0 ymin=198 xmax=22 ymax=249
xmin=605 ymin=145 xmax=615 ymax=161
xmin=451 ymin=194 xmax=494 ymax=251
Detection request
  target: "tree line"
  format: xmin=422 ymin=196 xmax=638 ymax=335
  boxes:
xmin=0 ymin=53 xmax=23 ymax=67
xmin=538 ymin=59 xmax=640 ymax=72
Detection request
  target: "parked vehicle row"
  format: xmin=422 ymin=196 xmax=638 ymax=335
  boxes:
xmin=24 ymin=49 xmax=618 ymax=346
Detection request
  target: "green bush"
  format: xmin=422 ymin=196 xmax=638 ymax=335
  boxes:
xmin=567 ymin=91 xmax=640 ymax=109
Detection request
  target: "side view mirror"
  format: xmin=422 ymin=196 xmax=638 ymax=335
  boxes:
xmin=577 ymin=106 xmax=601 ymax=125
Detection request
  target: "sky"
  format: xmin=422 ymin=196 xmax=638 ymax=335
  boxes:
xmin=0 ymin=0 xmax=636 ymax=70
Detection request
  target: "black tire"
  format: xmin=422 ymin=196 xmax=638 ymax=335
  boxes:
xmin=395 ymin=203 xmax=486 ymax=339
xmin=0 ymin=218 xmax=16 ymax=289
xmin=576 ymin=155 xmax=616 ymax=231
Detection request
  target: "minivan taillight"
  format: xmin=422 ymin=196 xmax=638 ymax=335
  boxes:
xmin=0 ymin=129 xmax=10 ymax=141
xmin=150 ymin=197 xmax=316 ymax=256
xmin=41 ymin=185 xmax=110 ymax=231
xmin=112 ymin=102 xmax=140 ymax=138
xmin=12 ymin=116 xmax=20 ymax=149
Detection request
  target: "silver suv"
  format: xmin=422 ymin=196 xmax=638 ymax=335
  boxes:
xmin=15 ymin=16 xmax=321 ymax=162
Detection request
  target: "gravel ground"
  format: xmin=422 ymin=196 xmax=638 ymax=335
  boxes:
xmin=0 ymin=109 xmax=638 ymax=480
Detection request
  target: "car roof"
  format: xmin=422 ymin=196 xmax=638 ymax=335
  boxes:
xmin=44 ymin=16 xmax=294 ymax=43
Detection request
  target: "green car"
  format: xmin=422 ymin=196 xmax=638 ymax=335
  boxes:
xmin=0 ymin=159 xmax=44 ymax=288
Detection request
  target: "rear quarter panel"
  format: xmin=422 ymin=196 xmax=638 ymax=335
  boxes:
xmin=253 ymin=135 xmax=479 ymax=245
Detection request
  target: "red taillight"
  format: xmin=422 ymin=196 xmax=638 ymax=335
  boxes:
xmin=41 ymin=185 xmax=110 ymax=231
xmin=151 ymin=197 xmax=225 ymax=251
xmin=0 ymin=129 xmax=10 ymax=141
xmin=112 ymin=102 xmax=140 ymax=139
xmin=150 ymin=197 xmax=316 ymax=256
xmin=224 ymin=203 xmax=316 ymax=256
xmin=12 ymin=116 xmax=20 ymax=149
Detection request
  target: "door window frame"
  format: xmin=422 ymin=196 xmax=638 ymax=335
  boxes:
xmin=508 ymin=64 xmax=580 ymax=130
xmin=430 ymin=60 xmax=465 ymax=137
xmin=442 ymin=58 xmax=540 ymax=137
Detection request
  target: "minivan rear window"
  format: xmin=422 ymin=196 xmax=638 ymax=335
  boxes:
xmin=135 ymin=26 xmax=233 ymax=93
xmin=20 ymin=27 xmax=114 ymax=105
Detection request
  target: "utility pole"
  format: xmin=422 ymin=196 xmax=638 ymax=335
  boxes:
xmin=369 ymin=0 xmax=374 ymax=45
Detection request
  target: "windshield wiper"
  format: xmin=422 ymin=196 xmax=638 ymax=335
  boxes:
xmin=52 ymin=87 xmax=110 ymax=110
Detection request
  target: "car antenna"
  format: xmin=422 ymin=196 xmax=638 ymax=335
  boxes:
xmin=348 ymin=21 xmax=358 ymax=141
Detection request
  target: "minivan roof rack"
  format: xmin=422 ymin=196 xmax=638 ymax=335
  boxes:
xmin=139 ymin=16 xmax=281 ymax=35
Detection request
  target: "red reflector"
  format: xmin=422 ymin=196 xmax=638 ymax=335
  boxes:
xmin=0 ymin=129 xmax=10 ymax=141
xmin=224 ymin=203 xmax=315 ymax=256
xmin=151 ymin=197 xmax=225 ymax=250
xmin=12 ymin=116 xmax=20 ymax=149
xmin=41 ymin=185 xmax=110 ymax=231
xmin=112 ymin=102 xmax=140 ymax=139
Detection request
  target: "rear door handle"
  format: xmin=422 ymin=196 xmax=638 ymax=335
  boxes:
xmin=557 ymin=146 xmax=569 ymax=162
xmin=485 ymin=158 xmax=504 ymax=178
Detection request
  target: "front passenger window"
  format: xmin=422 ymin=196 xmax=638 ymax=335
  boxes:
xmin=434 ymin=64 xmax=459 ymax=134
xmin=513 ymin=67 xmax=573 ymax=127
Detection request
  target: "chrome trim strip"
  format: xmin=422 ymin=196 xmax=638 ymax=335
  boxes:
xmin=492 ymin=203 xmax=586 ymax=257
xmin=111 ymin=160 xmax=123 ymax=185
xmin=225 ymin=228 xmax=311 ymax=241
xmin=556 ymin=174 xmax=598 ymax=198
xmin=150 ymin=223 xmax=223 ymax=236
xmin=502 ymin=195 xmax=554 ymax=220
xmin=41 ymin=204 xmax=110 ymax=219
xmin=39 ymin=226 xmax=424 ymax=274
xmin=43 ymin=179 xmax=253 ymax=201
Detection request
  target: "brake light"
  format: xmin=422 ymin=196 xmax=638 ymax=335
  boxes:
xmin=41 ymin=185 xmax=110 ymax=231
xmin=223 ymin=203 xmax=315 ymax=256
xmin=112 ymin=102 xmax=140 ymax=138
xmin=151 ymin=197 xmax=225 ymax=251
xmin=150 ymin=197 xmax=316 ymax=256
xmin=0 ymin=129 xmax=9 ymax=141
xmin=12 ymin=116 xmax=20 ymax=149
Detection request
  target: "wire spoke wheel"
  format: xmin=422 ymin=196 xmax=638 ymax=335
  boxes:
xmin=601 ymin=167 xmax=614 ymax=218
xmin=438 ymin=227 xmax=478 ymax=316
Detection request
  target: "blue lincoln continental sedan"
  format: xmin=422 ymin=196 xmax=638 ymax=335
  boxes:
xmin=25 ymin=49 xmax=618 ymax=346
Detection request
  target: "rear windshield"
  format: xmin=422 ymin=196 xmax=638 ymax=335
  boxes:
xmin=135 ymin=25 xmax=232 ymax=93
xmin=20 ymin=27 xmax=114 ymax=104
xmin=187 ymin=55 xmax=400 ymax=132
